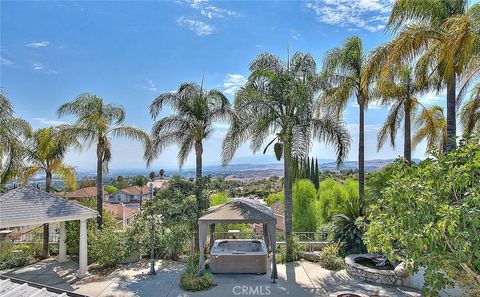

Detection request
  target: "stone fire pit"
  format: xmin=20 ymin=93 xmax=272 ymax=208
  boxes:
xmin=345 ymin=254 xmax=406 ymax=286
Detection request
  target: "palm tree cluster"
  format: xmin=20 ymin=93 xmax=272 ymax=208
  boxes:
xmin=2 ymin=0 xmax=480 ymax=262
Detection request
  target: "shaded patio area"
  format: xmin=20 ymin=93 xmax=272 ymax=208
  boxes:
xmin=2 ymin=258 xmax=422 ymax=296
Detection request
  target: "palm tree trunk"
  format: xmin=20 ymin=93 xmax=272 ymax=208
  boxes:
xmin=96 ymin=142 xmax=104 ymax=228
xmin=43 ymin=171 xmax=52 ymax=258
xmin=195 ymin=141 xmax=203 ymax=179
xmin=404 ymin=100 xmax=412 ymax=163
xmin=358 ymin=101 xmax=365 ymax=199
xmin=283 ymin=139 xmax=293 ymax=260
xmin=446 ymin=74 xmax=457 ymax=152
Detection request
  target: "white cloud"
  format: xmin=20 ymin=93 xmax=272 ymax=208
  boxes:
xmin=306 ymin=0 xmax=392 ymax=32
xmin=0 ymin=57 xmax=13 ymax=65
xmin=182 ymin=0 xmax=238 ymax=18
xmin=222 ymin=74 xmax=247 ymax=95
xmin=290 ymin=29 xmax=300 ymax=40
xmin=142 ymin=79 xmax=158 ymax=92
xmin=25 ymin=41 xmax=50 ymax=48
xmin=34 ymin=118 xmax=69 ymax=126
xmin=176 ymin=16 xmax=214 ymax=36
xmin=33 ymin=63 xmax=44 ymax=70
xmin=419 ymin=90 xmax=445 ymax=105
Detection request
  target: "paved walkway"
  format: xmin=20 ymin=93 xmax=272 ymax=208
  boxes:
xmin=1 ymin=259 xmax=422 ymax=297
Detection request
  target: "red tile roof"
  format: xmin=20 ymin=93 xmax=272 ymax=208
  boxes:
xmin=118 ymin=186 xmax=151 ymax=196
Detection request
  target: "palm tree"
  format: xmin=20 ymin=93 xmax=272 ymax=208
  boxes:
xmin=149 ymin=80 xmax=230 ymax=178
xmin=23 ymin=127 xmax=77 ymax=257
xmin=322 ymin=36 xmax=373 ymax=199
xmin=413 ymin=105 xmax=447 ymax=153
xmin=385 ymin=0 xmax=478 ymax=152
xmin=460 ymin=83 xmax=480 ymax=135
xmin=0 ymin=93 xmax=31 ymax=187
xmin=58 ymin=93 xmax=151 ymax=228
xmin=222 ymin=52 xmax=351 ymax=259
xmin=374 ymin=64 xmax=428 ymax=162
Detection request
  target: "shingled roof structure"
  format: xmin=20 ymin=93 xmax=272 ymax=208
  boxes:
xmin=0 ymin=186 xmax=97 ymax=228
xmin=0 ymin=186 xmax=98 ymax=278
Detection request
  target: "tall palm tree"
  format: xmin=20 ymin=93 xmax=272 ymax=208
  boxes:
xmin=413 ymin=105 xmax=447 ymax=153
xmin=385 ymin=0 xmax=478 ymax=152
xmin=222 ymin=52 xmax=351 ymax=259
xmin=149 ymin=80 xmax=230 ymax=178
xmin=322 ymin=36 xmax=373 ymax=199
xmin=460 ymin=83 xmax=480 ymax=135
xmin=0 ymin=93 xmax=31 ymax=187
xmin=374 ymin=64 xmax=428 ymax=162
xmin=58 ymin=93 xmax=151 ymax=228
xmin=23 ymin=127 xmax=77 ymax=257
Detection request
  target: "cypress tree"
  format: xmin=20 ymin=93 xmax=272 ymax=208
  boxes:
xmin=314 ymin=158 xmax=320 ymax=189
xmin=306 ymin=157 xmax=310 ymax=179
xmin=310 ymin=157 xmax=315 ymax=184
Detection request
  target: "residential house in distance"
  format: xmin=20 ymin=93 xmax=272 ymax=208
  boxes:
xmin=58 ymin=186 xmax=108 ymax=201
xmin=146 ymin=179 xmax=168 ymax=191
xmin=103 ymin=202 xmax=137 ymax=230
xmin=108 ymin=185 xmax=152 ymax=207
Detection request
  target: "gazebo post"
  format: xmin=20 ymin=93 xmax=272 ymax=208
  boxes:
xmin=57 ymin=221 xmax=67 ymax=263
xmin=78 ymin=219 xmax=88 ymax=278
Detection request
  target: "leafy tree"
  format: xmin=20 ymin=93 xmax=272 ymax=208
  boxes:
xmin=265 ymin=191 xmax=284 ymax=206
xmin=292 ymin=179 xmax=317 ymax=232
xmin=149 ymin=171 xmax=156 ymax=181
xmin=23 ymin=127 xmax=77 ymax=256
xmin=58 ymin=93 xmax=151 ymax=227
xmin=149 ymin=80 xmax=230 ymax=178
xmin=112 ymin=176 xmax=130 ymax=189
xmin=460 ymin=83 xmax=480 ymax=135
xmin=222 ymin=52 xmax=351 ymax=259
xmin=209 ymin=192 xmax=229 ymax=207
xmin=385 ymin=0 xmax=478 ymax=152
xmin=159 ymin=169 xmax=165 ymax=179
xmin=317 ymin=178 xmax=358 ymax=225
xmin=413 ymin=105 xmax=447 ymax=153
xmin=322 ymin=36 xmax=374 ymax=199
xmin=365 ymin=136 xmax=480 ymax=296
xmin=0 ymin=93 xmax=31 ymax=187
xmin=104 ymin=185 xmax=118 ymax=194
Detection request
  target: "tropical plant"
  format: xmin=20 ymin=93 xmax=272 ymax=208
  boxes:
xmin=331 ymin=195 xmax=368 ymax=256
xmin=0 ymin=93 xmax=31 ymax=187
xmin=317 ymin=178 xmax=358 ymax=225
xmin=22 ymin=127 xmax=78 ymax=257
xmin=222 ymin=51 xmax=351 ymax=259
xmin=322 ymin=36 xmax=374 ymax=199
xmin=149 ymin=80 xmax=230 ymax=178
xmin=372 ymin=63 xmax=428 ymax=162
xmin=413 ymin=105 xmax=447 ymax=153
xmin=149 ymin=171 xmax=156 ymax=181
xmin=385 ymin=0 xmax=479 ymax=152
xmin=57 ymin=93 xmax=151 ymax=227
xmin=365 ymin=136 xmax=480 ymax=296
xmin=292 ymin=179 xmax=317 ymax=232
xmin=460 ymin=83 xmax=480 ymax=135
xmin=159 ymin=169 xmax=165 ymax=179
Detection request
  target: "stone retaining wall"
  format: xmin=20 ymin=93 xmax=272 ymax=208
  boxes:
xmin=345 ymin=254 xmax=404 ymax=286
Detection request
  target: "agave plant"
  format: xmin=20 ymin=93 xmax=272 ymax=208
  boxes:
xmin=331 ymin=196 xmax=368 ymax=256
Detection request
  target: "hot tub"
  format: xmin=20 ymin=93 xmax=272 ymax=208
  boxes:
xmin=209 ymin=239 xmax=268 ymax=274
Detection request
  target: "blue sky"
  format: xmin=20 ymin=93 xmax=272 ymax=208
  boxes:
xmin=1 ymin=0 xmax=449 ymax=171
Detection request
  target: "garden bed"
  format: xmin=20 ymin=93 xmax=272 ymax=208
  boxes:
xmin=345 ymin=254 xmax=404 ymax=286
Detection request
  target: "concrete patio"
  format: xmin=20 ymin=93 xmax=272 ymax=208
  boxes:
xmin=0 ymin=258 xmax=422 ymax=297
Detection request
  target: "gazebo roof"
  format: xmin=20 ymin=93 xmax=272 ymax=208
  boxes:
xmin=0 ymin=186 xmax=98 ymax=228
xmin=198 ymin=198 xmax=275 ymax=224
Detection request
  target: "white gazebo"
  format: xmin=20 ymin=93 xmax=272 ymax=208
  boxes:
xmin=0 ymin=186 xmax=98 ymax=277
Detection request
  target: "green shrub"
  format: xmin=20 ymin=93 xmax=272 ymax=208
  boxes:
xmin=209 ymin=192 xmax=229 ymax=206
xmin=180 ymin=253 xmax=215 ymax=292
xmin=265 ymin=191 xmax=283 ymax=206
xmin=90 ymin=229 xmax=129 ymax=267
xmin=0 ymin=251 xmax=28 ymax=270
xmin=158 ymin=226 xmax=189 ymax=260
xmin=293 ymin=179 xmax=317 ymax=232
xmin=276 ymin=236 xmax=302 ymax=263
xmin=318 ymin=244 xmax=345 ymax=271
xmin=317 ymin=178 xmax=359 ymax=225
xmin=180 ymin=272 xmax=215 ymax=291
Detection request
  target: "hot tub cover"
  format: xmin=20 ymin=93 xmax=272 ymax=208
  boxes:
xmin=198 ymin=198 xmax=278 ymax=282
